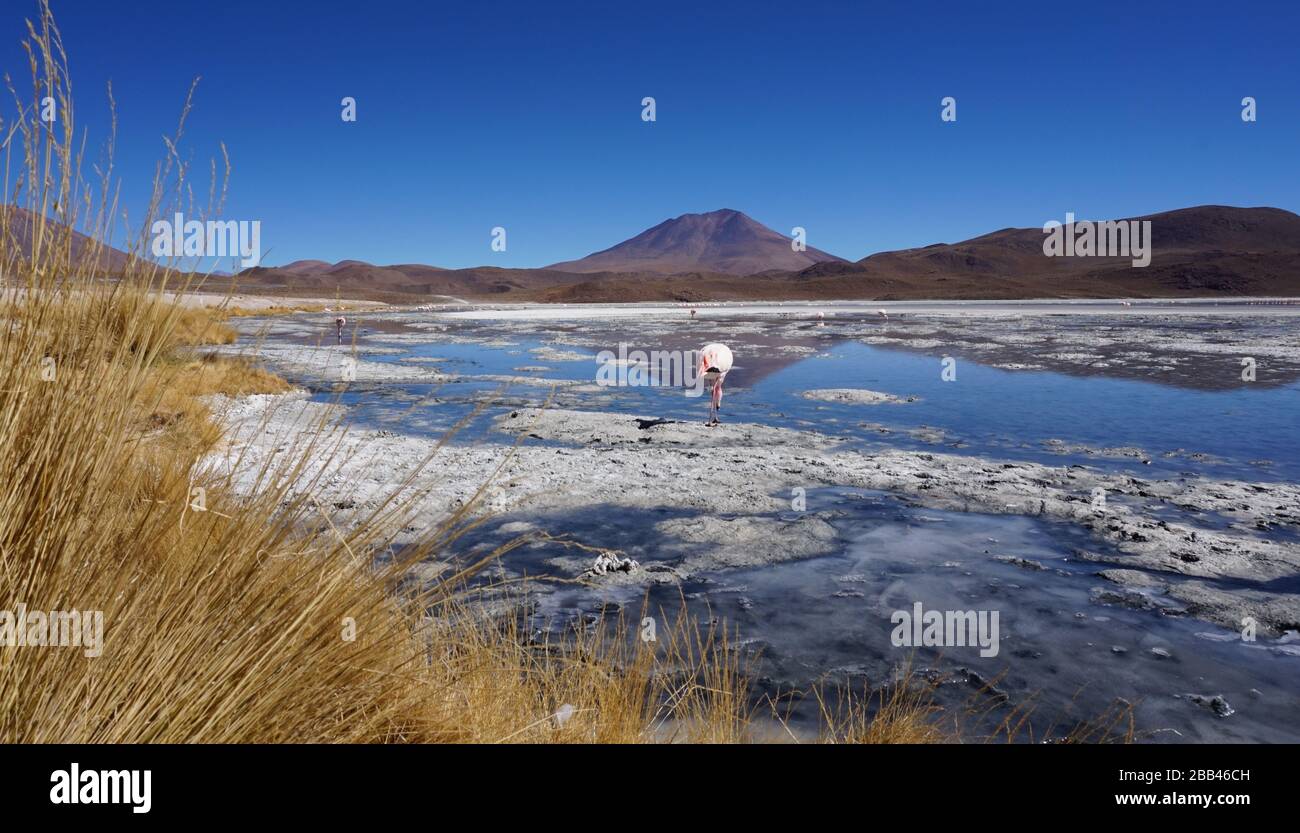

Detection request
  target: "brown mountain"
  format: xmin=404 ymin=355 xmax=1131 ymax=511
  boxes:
xmin=841 ymin=205 xmax=1300 ymax=296
xmin=13 ymin=203 xmax=1294 ymax=302
xmin=237 ymin=204 xmax=1297 ymax=302
xmin=276 ymin=259 xmax=335 ymax=277
xmin=545 ymin=208 xmax=847 ymax=275
xmin=1 ymin=205 xmax=134 ymax=274
xmin=516 ymin=205 xmax=1300 ymax=302
xmin=233 ymin=260 xmax=590 ymax=301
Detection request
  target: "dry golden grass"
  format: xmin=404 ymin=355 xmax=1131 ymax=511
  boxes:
xmin=136 ymin=352 xmax=290 ymax=452
xmin=227 ymin=303 xmax=327 ymax=317
xmin=2 ymin=267 xmax=757 ymax=742
xmin=167 ymin=305 xmax=238 ymax=345
xmin=814 ymin=681 xmax=949 ymax=744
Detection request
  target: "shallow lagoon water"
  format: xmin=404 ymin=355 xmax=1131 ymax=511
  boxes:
xmin=461 ymin=489 xmax=1300 ymax=743
xmin=248 ymin=308 xmax=1300 ymax=741
xmin=334 ymin=316 xmax=1300 ymax=482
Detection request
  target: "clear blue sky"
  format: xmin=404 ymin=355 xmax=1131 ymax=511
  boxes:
xmin=6 ymin=0 xmax=1298 ymax=268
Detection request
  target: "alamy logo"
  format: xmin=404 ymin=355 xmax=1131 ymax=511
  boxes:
xmin=890 ymin=602 xmax=1000 ymax=657
xmin=50 ymin=764 xmax=151 ymax=813
xmin=595 ymin=344 xmax=705 ymax=396
xmin=150 ymin=212 xmax=262 ymax=267
xmin=0 ymin=603 xmax=103 ymax=657
xmin=1042 ymin=212 xmax=1151 ymax=267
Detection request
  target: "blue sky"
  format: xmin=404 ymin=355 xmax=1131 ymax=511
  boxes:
xmin=5 ymin=0 xmax=1297 ymax=268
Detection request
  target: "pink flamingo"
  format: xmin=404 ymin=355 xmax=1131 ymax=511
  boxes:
xmin=335 ymin=316 xmax=346 ymax=344
xmin=698 ymin=343 xmax=733 ymax=427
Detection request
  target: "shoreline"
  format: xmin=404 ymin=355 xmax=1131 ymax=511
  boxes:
xmin=206 ymin=392 xmax=1300 ymax=638
xmin=149 ymin=291 xmax=1300 ymax=319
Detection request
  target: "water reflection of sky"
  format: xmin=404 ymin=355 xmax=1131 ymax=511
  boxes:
xmin=326 ymin=332 xmax=1300 ymax=483
xmin=457 ymin=488 xmax=1300 ymax=743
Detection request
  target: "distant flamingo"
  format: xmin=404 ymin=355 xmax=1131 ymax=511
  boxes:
xmin=698 ymin=342 xmax=733 ymax=427
xmin=335 ymin=316 xmax=346 ymax=344
xmin=877 ymin=308 xmax=888 ymax=319
xmin=690 ymin=308 xmax=697 ymax=320
xmin=817 ymin=311 xmax=825 ymax=327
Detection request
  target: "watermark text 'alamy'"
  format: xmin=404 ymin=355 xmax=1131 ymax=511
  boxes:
xmin=151 ymin=212 xmax=261 ymax=267
xmin=1043 ymin=212 xmax=1151 ymax=267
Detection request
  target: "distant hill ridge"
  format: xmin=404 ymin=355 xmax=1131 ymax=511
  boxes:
xmin=6 ymin=203 xmax=1298 ymax=301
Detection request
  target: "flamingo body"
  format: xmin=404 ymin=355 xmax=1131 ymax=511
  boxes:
xmin=698 ymin=343 xmax=733 ymax=426
xmin=699 ymin=343 xmax=733 ymax=376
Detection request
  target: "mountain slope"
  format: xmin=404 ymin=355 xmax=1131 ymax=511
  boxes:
xmin=1 ymin=205 xmax=134 ymax=274
xmin=212 ymin=204 xmax=1300 ymax=302
xmin=515 ymin=206 xmax=1300 ymax=302
xmin=545 ymin=208 xmax=847 ymax=275
xmin=840 ymin=205 xmax=1300 ymax=296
